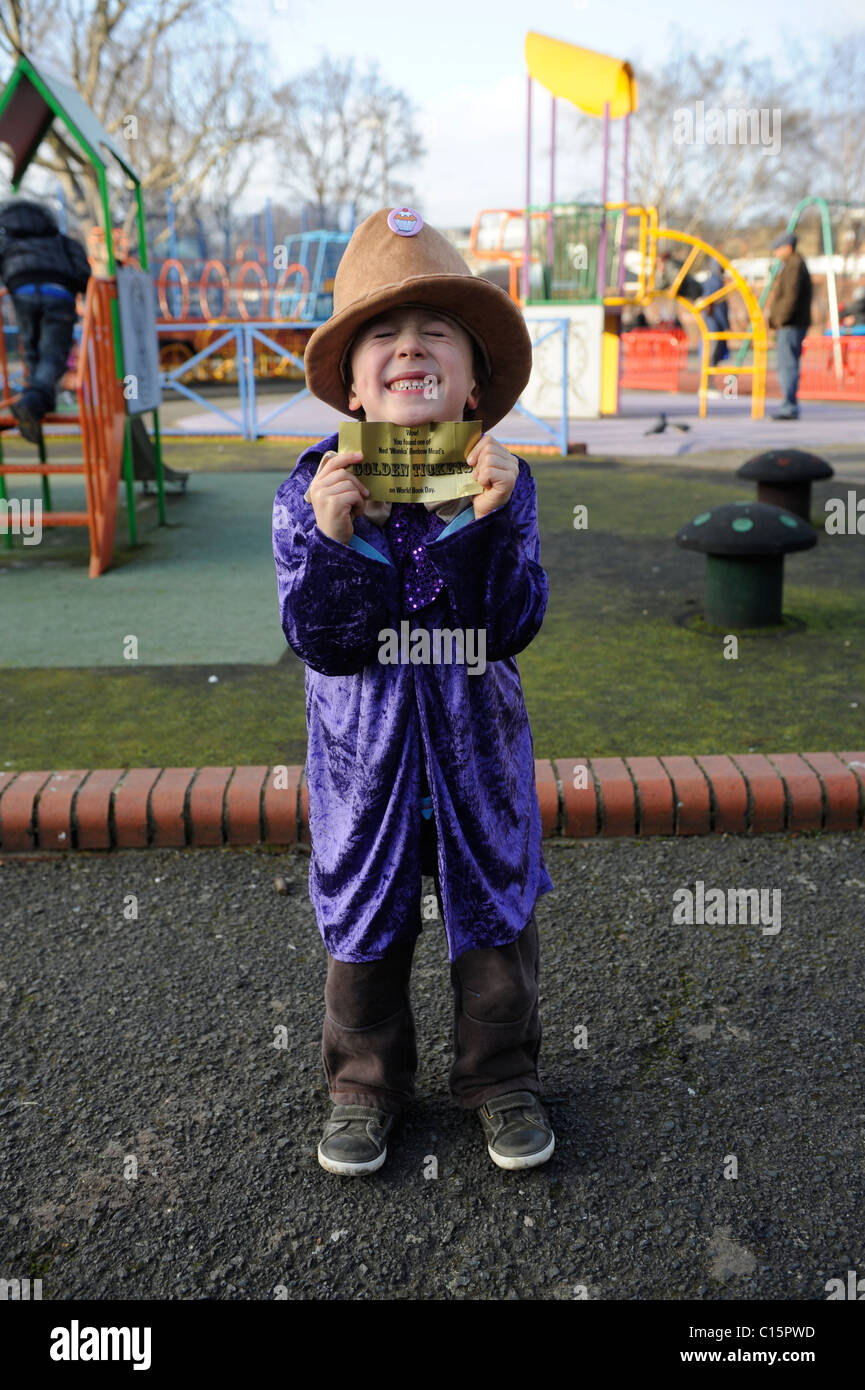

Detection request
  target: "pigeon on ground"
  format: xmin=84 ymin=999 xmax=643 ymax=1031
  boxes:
xmin=644 ymin=412 xmax=667 ymax=435
xmin=672 ymin=421 xmax=691 ymax=432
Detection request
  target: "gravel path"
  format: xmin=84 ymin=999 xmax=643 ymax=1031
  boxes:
xmin=1 ymin=834 xmax=862 ymax=1302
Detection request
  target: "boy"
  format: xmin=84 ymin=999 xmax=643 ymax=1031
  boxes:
xmin=0 ymin=198 xmax=91 ymax=444
xmin=272 ymin=207 xmax=555 ymax=1174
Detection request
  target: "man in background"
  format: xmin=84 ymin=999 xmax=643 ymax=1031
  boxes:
xmin=766 ymin=231 xmax=812 ymax=421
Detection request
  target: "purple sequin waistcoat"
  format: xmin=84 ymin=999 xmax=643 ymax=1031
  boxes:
xmin=386 ymin=502 xmax=448 ymax=611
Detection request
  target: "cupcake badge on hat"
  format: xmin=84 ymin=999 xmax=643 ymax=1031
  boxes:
xmin=387 ymin=206 xmax=423 ymax=237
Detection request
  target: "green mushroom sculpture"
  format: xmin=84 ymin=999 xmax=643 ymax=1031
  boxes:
xmin=676 ymin=501 xmax=817 ymax=628
xmin=736 ymin=449 xmax=833 ymax=523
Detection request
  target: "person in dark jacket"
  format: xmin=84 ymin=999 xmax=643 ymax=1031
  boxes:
xmin=766 ymin=230 xmax=812 ymax=420
xmin=656 ymin=250 xmax=702 ymax=303
xmin=702 ymin=260 xmax=731 ymax=368
xmin=0 ymin=198 xmax=91 ymax=443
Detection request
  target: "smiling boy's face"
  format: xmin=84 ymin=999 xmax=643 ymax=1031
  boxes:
xmin=346 ymin=305 xmax=480 ymax=424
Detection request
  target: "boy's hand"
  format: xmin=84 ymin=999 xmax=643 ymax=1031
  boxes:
xmin=468 ymin=435 xmax=518 ymax=520
xmin=304 ymin=450 xmax=369 ymax=546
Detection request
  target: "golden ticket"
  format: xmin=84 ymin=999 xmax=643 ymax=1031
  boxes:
xmin=336 ymin=420 xmax=484 ymax=503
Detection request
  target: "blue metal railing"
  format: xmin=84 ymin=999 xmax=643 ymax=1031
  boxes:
xmin=496 ymin=318 xmax=570 ymax=456
xmin=155 ymin=317 xmax=571 ymax=450
xmin=155 ymin=320 xmax=324 ymax=439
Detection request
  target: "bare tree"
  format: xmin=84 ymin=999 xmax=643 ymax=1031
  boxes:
xmin=557 ymin=30 xmax=813 ymax=251
xmin=273 ymin=55 xmax=426 ymax=223
xmin=0 ymin=0 xmax=51 ymax=60
xmin=186 ymin=146 xmax=259 ymax=260
xmin=792 ymin=31 xmax=865 ymax=208
xmin=0 ymin=0 xmax=282 ymax=248
xmin=782 ymin=28 xmax=865 ymax=262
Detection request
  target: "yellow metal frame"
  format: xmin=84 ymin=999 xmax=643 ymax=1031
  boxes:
xmin=602 ymin=203 xmax=658 ymax=305
xmin=525 ymin=33 xmax=638 ymax=117
xmin=601 ymin=206 xmax=767 ymax=419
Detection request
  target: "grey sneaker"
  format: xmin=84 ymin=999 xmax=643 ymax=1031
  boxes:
xmin=478 ymin=1091 xmax=555 ymax=1170
xmin=317 ymin=1104 xmax=395 ymax=1176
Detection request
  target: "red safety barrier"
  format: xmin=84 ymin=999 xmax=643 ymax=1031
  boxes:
xmin=798 ymin=336 xmax=865 ymax=401
xmin=620 ymin=329 xmax=688 ymax=391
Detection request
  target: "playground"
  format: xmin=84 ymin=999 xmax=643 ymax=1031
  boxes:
xmin=0 ymin=24 xmax=863 ymax=1327
xmin=2 ymin=44 xmax=865 ymax=574
xmin=2 ymin=42 xmax=865 ymax=582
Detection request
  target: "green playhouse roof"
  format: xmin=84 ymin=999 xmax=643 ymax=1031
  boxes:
xmin=0 ymin=52 xmax=139 ymax=185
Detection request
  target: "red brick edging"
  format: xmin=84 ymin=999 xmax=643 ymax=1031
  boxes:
xmin=0 ymin=753 xmax=862 ymax=854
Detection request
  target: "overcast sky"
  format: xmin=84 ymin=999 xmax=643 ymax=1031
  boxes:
xmin=234 ymin=0 xmax=859 ymax=226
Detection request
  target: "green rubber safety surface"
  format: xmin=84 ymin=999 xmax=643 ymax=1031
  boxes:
xmin=0 ymin=468 xmax=297 ymax=668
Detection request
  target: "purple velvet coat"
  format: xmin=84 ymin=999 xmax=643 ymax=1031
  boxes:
xmin=272 ymin=432 xmax=554 ymax=962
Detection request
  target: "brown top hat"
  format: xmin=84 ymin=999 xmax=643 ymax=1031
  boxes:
xmin=303 ymin=206 xmax=533 ymax=431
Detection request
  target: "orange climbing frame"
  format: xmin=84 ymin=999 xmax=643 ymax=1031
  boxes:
xmin=468 ymin=208 xmax=549 ymax=302
xmin=77 ymin=277 xmax=127 ymax=574
xmin=0 ymin=277 xmax=126 ymax=576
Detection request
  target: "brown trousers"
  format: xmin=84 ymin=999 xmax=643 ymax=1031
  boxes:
xmin=321 ymin=810 xmax=542 ymax=1115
